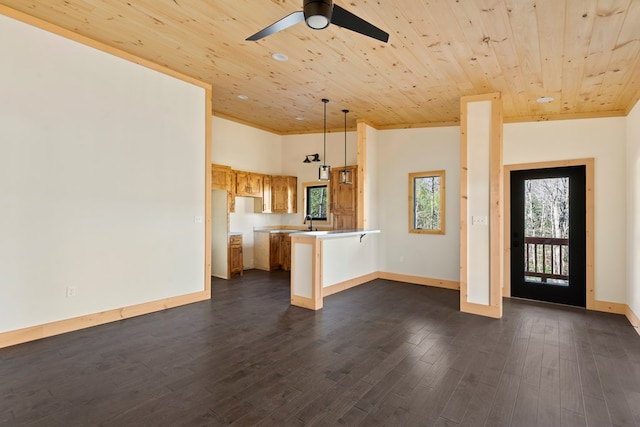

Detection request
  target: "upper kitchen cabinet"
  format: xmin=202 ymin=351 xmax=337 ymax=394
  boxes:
xmin=235 ymin=171 xmax=263 ymax=197
xmin=254 ymin=174 xmax=272 ymax=213
xmin=331 ymin=166 xmax=357 ymax=230
xmin=212 ymin=164 xmax=231 ymax=190
xmin=212 ymin=164 xmax=235 ymax=213
xmin=272 ymin=175 xmax=297 ymax=214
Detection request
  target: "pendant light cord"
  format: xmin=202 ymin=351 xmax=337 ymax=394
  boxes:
xmin=322 ymin=98 xmax=328 ymax=166
xmin=343 ymin=109 xmax=348 ymax=171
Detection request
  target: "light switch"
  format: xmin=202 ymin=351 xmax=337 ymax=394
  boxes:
xmin=194 ymin=216 xmax=204 ymax=224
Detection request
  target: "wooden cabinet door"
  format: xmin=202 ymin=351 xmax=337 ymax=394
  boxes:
xmin=333 ymin=214 xmax=357 ymax=230
xmin=229 ymin=235 xmax=243 ymax=277
xmin=271 ymin=176 xmax=289 ymax=213
xmin=248 ymin=173 xmax=263 ymax=197
xmin=261 ymin=175 xmax=272 ymax=212
xmin=236 ymin=171 xmax=262 ymax=197
xmin=287 ymin=176 xmax=297 ymax=213
xmin=331 ymin=167 xmax=357 ymax=212
xmin=235 ymin=171 xmax=250 ymax=196
xmin=269 ymin=233 xmax=283 ymax=270
xmin=212 ymin=164 xmax=230 ymax=190
xmin=282 ymin=234 xmax=292 ymax=271
xmin=331 ymin=167 xmax=357 ymax=230
xmin=228 ymin=171 xmax=236 ymax=213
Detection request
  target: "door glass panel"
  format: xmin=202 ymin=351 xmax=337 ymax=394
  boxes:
xmin=523 ymin=177 xmax=569 ymax=286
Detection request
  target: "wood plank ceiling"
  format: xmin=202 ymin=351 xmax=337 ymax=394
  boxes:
xmin=1 ymin=0 xmax=639 ymax=134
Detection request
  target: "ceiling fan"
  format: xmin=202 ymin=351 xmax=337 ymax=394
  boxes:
xmin=246 ymin=0 xmax=389 ymax=43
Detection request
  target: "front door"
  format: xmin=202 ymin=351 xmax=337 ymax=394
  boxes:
xmin=510 ymin=166 xmax=586 ymax=307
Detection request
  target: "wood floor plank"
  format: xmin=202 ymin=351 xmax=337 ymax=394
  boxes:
xmin=559 ymin=357 xmax=585 ymax=416
xmin=510 ymin=381 xmax=539 ymax=427
xmin=484 ymin=372 xmax=520 ymax=427
xmin=0 ymin=270 xmax=638 ymax=426
xmin=537 ymin=366 xmax=561 ymax=426
xmin=458 ymin=382 xmax=497 ymax=427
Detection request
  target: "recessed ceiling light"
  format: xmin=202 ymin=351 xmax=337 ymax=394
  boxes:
xmin=272 ymin=53 xmax=288 ymax=62
xmin=295 ymin=116 xmax=305 ymax=121
xmin=537 ymin=96 xmax=554 ymax=103
xmin=237 ymin=94 xmax=249 ymax=100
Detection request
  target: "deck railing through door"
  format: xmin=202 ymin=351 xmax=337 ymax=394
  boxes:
xmin=524 ymin=237 xmax=569 ymax=284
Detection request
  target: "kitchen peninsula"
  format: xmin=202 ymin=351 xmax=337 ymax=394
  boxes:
xmin=290 ymin=229 xmax=381 ymax=310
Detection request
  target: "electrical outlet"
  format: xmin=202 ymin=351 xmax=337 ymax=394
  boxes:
xmin=472 ymin=216 xmax=488 ymax=226
xmin=400 ymin=255 xmax=405 ymax=263
xmin=66 ymin=286 xmax=77 ymax=298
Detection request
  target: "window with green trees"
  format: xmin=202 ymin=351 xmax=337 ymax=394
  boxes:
xmin=304 ymin=183 xmax=329 ymax=221
xmin=409 ymin=170 xmax=445 ymax=234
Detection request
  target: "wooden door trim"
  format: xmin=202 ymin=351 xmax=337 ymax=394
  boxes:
xmin=503 ymin=158 xmax=596 ymax=309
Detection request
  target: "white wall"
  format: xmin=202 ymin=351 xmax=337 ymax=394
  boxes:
xmin=376 ymin=126 xmax=461 ymax=282
xmin=504 ymin=117 xmax=628 ymax=304
xmin=627 ymin=101 xmax=640 ymax=319
xmin=323 ymin=235 xmax=378 ymax=287
xmin=0 ymin=14 xmax=207 ymax=332
xmin=281 ymin=130 xmax=357 ymax=226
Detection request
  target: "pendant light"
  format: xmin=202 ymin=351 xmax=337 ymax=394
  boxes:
xmin=318 ymin=98 xmax=331 ymax=181
xmin=340 ymin=109 xmax=352 ymax=184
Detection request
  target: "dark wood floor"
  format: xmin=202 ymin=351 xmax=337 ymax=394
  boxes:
xmin=1 ymin=270 xmax=639 ymax=426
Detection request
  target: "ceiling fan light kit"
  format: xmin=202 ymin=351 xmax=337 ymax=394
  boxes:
xmin=304 ymin=0 xmax=332 ymax=29
xmin=246 ymin=0 xmax=389 ymax=42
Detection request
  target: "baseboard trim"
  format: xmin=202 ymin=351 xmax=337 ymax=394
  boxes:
xmin=626 ymin=305 xmax=640 ymax=337
xmin=377 ymin=272 xmax=460 ymax=290
xmin=323 ymin=272 xmax=378 ymax=297
xmin=0 ymin=290 xmax=210 ymax=349
xmin=460 ymin=300 xmax=502 ymax=319
xmin=589 ymin=299 xmax=627 ymax=315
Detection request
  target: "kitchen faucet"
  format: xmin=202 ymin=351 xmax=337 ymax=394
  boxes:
xmin=304 ymin=214 xmax=313 ymax=231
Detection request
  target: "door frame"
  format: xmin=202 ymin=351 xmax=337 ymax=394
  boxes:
xmin=503 ymin=158 xmax=596 ymax=309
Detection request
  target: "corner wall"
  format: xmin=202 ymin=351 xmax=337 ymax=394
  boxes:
xmin=0 ymin=9 xmax=210 ymax=345
xmin=627 ymin=101 xmax=640 ymax=331
xmin=211 ymin=116 xmax=284 ymax=269
xmin=376 ymin=126 xmax=461 ymax=283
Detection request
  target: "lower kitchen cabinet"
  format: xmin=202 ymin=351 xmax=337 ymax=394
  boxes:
xmin=269 ymin=233 xmax=284 ymax=270
xmin=282 ymin=234 xmax=291 ymax=271
xmin=254 ymin=231 xmax=292 ymax=271
xmin=229 ymin=234 xmax=243 ymax=277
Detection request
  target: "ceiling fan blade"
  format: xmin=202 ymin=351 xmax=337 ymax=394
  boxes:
xmin=246 ymin=11 xmax=305 ymax=41
xmin=330 ymin=4 xmax=389 ymax=43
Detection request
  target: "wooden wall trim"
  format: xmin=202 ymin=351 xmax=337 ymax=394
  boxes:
xmin=626 ymin=305 xmax=640 ymax=337
xmin=205 ymin=87 xmax=213 ymax=293
xmin=356 ymin=121 xmax=367 ymax=229
xmin=0 ymin=291 xmax=210 ymax=349
xmin=323 ymin=273 xmax=378 ymax=297
xmin=378 ymin=272 xmax=459 ymax=290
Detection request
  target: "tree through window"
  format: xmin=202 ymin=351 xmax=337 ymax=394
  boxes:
xmin=409 ymin=170 xmax=445 ymax=234
xmin=304 ymin=183 xmax=329 ymax=221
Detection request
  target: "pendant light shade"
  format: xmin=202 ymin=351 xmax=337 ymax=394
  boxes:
xmin=340 ymin=109 xmax=352 ymax=184
xmin=318 ymin=98 xmax=331 ymax=181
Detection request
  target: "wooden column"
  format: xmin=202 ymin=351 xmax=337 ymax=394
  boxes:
xmin=460 ymin=93 xmax=503 ymax=318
